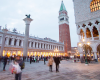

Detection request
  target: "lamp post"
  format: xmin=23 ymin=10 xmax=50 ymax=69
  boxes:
xmin=54 ymin=48 xmax=59 ymax=56
xmin=79 ymin=38 xmax=90 ymax=65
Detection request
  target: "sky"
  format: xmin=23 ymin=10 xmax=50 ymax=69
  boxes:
xmin=0 ymin=0 xmax=78 ymax=47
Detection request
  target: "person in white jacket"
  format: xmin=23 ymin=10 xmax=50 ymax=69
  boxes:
xmin=48 ymin=56 xmax=53 ymax=72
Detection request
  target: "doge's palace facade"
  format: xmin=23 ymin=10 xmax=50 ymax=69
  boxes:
xmin=73 ymin=0 xmax=100 ymax=62
xmin=0 ymin=27 xmax=65 ymax=57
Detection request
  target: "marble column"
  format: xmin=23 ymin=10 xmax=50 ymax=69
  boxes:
xmin=90 ymin=29 xmax=94 ymax=40
xmin=94 ymin=52 xmax=98 ymax=62
xmin=16 ymin=39 xmax=19 ymax=46
xmin=42 ymin=43 xmax=44 ymax=49
xmin=36 ymin=42 xmax=38 ymax=48
xmin=48 ymin=44 xmax=49 ymax=49
xmin=11 ymin=38 xmax=14 ymax=46
xmin=47 ymin=44 xmax=48 ymax=49
xmin=39 ymin=43 xmax=41 ymax=49
xmin=78 ymin=35 xmax=80 ymax=41
xmin=79 ymin=47 xmax=84 ymax=63
xmin=21 ymin=40 xmax=23 ymax=47
xmin=45 ymin=44 xmax=47 ymax=49
xmin=33 ymin=42 xmax=35 ymax=48
xmin=50 ymin=45 xmax=51 ymax=50
xmin=5 ymin=37 xmax=9 ymax=45
xmin=0 ymin=29 xmax=8 ymax=56
xmin=23 ymin=15 xmax=33 ymax=56
xmin=29 ymin=41 xmax=31 ymax=48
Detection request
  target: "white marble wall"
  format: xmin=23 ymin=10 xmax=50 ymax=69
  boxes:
xmin=0 ymin=32 xmax=64 ymax=51
xmin=73 ymin=0 xmax=100 ymax=24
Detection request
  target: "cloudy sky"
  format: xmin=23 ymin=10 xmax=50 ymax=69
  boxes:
xmin=0 ymin=0 xmax=78 ymax=47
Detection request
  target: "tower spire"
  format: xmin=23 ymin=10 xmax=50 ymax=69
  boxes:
xmin=59 ymin=1 xmax=66 ymax=11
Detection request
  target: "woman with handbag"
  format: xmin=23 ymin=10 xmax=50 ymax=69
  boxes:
xmin=48 ymin=56 xmax=53 ymax=72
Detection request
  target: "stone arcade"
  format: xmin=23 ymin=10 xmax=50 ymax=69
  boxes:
xmin=0 ymin=27 xmax=65 ymax=57
xmin=73 ymin=0 xmax=100 ymax=62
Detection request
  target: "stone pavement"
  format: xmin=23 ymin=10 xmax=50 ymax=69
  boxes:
xmin=0 ymin=60 xmax=100 ymax=80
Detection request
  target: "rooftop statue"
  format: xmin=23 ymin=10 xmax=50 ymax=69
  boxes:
xmin=25 ymin=14 xmax=31 ymax=18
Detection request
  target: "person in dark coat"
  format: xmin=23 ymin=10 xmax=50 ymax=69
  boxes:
xmin=30 ymin=56 xmax=32 ymax=64
xmin=44 ymin=57 xmax=46 ymax=65
xmin=54 ymin=55 xmax=60 ymax=72
xmin=3 ymin=55 xmax=8 ymax=71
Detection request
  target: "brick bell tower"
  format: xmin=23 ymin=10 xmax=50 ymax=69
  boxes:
xmin=59 ymin=1 xmax=71 ymax=54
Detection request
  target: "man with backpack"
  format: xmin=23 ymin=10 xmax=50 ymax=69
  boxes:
xmin=3 ymin=55 xmax=8 ymax=71
xmin=15 ymin=56 xmax=25 ymax=80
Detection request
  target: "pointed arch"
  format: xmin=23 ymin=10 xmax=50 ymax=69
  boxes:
xmin=97 ymin=44 xmax=100 ymax=55
xmin=86 ymin=28 xmax=91 ymax=38
xmin=80 ymin=29 xmax=84 ymax=38
xmin=93 ymin=26 xmax=99 ymax=37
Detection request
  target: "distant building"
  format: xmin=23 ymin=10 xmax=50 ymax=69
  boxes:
xmin=0 ymin=28 xmax=64 ymax=56
xmin=71 ymin=47 xmax=78 ymax=56
xmin=73 ymin=0 xmax=100 ymax=62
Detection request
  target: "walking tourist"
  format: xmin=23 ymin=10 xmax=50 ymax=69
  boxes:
xmin=15 ymin=56 xmax=25 ymax=80
xmin=54 ymin=55 xmax=60 ymax=72
xmin=44 ymin=57 xmax=46 ymax=65
xmin=37 ymin=56 xmax=40 ymax=62
xmin=30 ymin=56 xmax=32 ymax=64
xmin=34 ymin=56 xmax=35 ymax=62
xmin=48 ymin=56 xmax=53 ymax=72
xmin=7 ymin=57 xmax=10 ymax=65
xmin=3 ymin=55 xmax=8 ymax=71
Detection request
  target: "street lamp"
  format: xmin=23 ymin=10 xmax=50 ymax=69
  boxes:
xmin=79 ymin=38 xmax=90 ymax=65
xmin=54 ymin=48 xmax=59 ymax=52
xmin=54 ymin=48 xmax=59 ymax=56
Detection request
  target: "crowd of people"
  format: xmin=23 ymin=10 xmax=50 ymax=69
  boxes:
xmin=0 ymin=55 xmax=63 ymax=80
xmin=0 ymin=54 xmax=99 ymax=80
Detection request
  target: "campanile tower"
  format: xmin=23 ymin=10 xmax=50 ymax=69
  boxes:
xmin=59 ymin=1 xmax=71 ymax=53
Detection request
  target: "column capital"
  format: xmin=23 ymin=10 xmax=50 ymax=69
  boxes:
xmin=23 ymin=18 xmax=33 ymax=24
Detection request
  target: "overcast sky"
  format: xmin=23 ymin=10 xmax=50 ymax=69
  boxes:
xmin=0 ymin=0 xmax=78 ymax=47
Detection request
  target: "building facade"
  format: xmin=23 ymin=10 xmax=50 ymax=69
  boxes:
xmin=73 ymin=0 xmax=100 ymax=61
xmin=0 ymin=27 xmax=65 ymax=57
xmin=0 ymin=1 xmax=72 ymax=57
xmin=59 ymin=1 xmax=71 ymax=54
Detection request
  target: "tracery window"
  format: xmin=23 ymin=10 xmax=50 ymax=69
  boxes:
xmin=90 ymin=0 xmax=100 ymax=12
xmin=88 ymin=22 xmax=92 ymax=26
